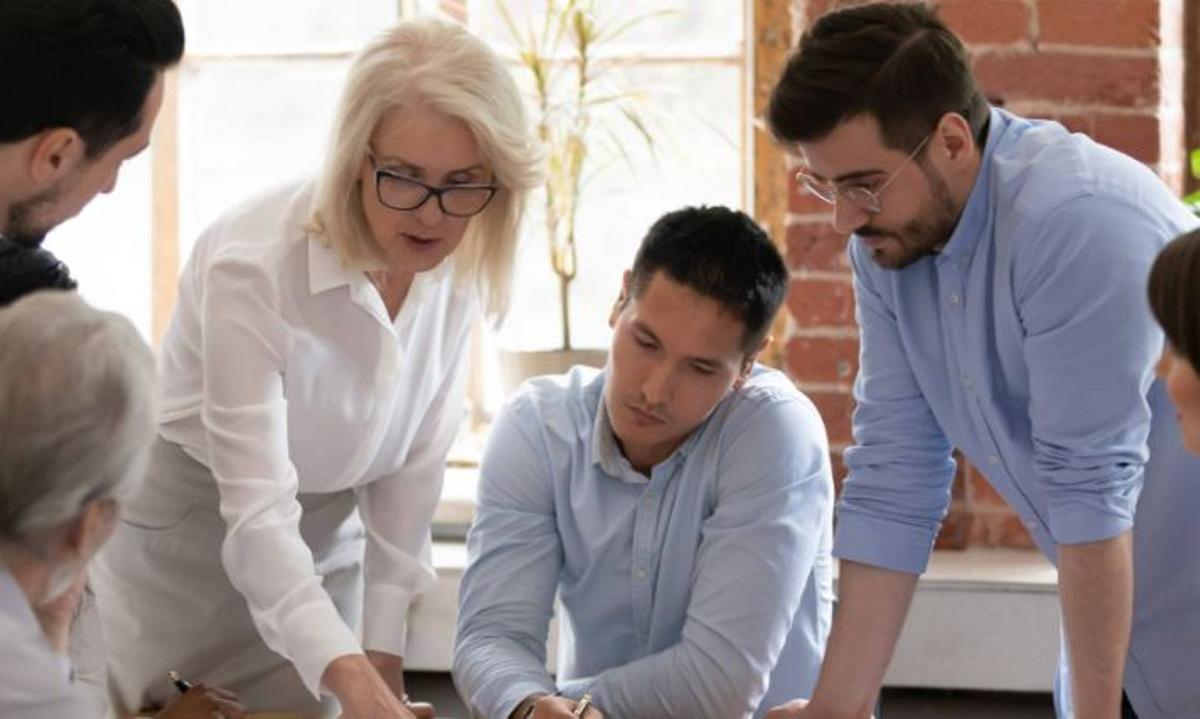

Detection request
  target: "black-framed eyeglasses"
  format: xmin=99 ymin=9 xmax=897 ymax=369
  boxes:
xmin=367 ymin=150 xmax=498 ymax=218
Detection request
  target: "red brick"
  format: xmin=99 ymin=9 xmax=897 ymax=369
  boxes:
xmin=787 ymin=277 xmax=856 ymax=327
xmin=1037 ymin=0 xmax=1160 ymax=49
xmin=1091 ymin=113 xmax=1161 ymax=163
xmin=830 ymin=450 xmax=848 ymax=495
xmin=967 ymin=510 xmax=1036 ymax=549
xmin=973 ymin=52 xmax=1160 ymax=108
xmin=807 ymin=389 xmax=855 ymax=445
xmin=966 ymin=464 xmax=1012 ymax=508
xmin=1034 ymin=113 xmax=1095 ymax=135
xmin=789 ymin=177 xmax=838 ymax=215
xmin=786 ymin=335 xmax=860 ymax=383
xmin=939 ymin=0 xmax=1032 ymax=45
xmin=936 ymin=501 xmax=972 ymax=550
xmin=785 ymin=220 xmax=851 ymax=271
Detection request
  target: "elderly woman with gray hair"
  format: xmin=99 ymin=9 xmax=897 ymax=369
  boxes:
xmin=0 ymin=292 xmax=244 ymax=719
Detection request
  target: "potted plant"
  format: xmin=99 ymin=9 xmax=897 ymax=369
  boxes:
xmin=495 ymin=0 xmax=665 ymax=387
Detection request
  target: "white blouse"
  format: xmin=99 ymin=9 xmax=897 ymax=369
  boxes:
xmin=156 ymin=180 xmax=472 ymax=693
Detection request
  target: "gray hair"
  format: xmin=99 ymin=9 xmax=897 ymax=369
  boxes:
xmin=0 ymin=292 xmax=156 ymax=551
xmin=308 ymin=16 xmax=544 ymax=322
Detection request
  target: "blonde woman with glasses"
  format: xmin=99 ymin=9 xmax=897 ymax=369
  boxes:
xmin=93 ymin=17 xmax=542 ymax=719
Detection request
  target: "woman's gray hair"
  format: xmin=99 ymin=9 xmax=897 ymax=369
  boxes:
xmin=308 ymin=16 xmax=544 ymax=322
xmin=0 ymin=291 xmax=156 ymax=551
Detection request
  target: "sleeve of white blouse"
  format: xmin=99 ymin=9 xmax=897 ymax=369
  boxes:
xmin=200 ymin=251 xmax=361 ymax=698
xmin=357 ymin=311 xmax=471 ymax=658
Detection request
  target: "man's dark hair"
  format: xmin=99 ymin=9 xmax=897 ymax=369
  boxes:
xmin=629 ymin=206 xmax=787 ymax=353
xmin=1149 ymin=228 xmax=1200 ymax=373
xmin=767 ymin=2 xmax=988 ymax=153
xmin=0 ymin=237 xmax=77 ymax=307
xmin=0 ymin=0 xmax=185 ymax=158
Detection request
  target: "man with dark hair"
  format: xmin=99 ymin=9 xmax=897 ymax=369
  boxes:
xmin=0 ymin=0 xmax=185 ymax=249
xmin=764 ymin=3 xmax=1200 ymax=718
xmin=454 ymin=206 xmax=835 ymax=719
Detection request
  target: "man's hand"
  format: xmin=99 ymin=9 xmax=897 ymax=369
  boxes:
xmin=158 ymin=684 xmax=245 ymax=719
xmin=322 ymin=654 xmax=416 ymax=719
xmin=33 ymin=568 xmax=88 ymax=653
xmin=764 ymin=698 xmax=809 ymax=718
xmin=525 ymin=694 xmax=604 ymax=718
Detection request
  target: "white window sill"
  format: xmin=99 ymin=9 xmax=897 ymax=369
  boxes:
xmin=404 ymin=544 xmax=1059 ymax=692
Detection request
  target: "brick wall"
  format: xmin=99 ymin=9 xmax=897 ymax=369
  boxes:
xmin=781 ymin=0 xmax=1188 ymax=549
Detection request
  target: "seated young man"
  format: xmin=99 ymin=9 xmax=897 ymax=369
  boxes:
xmin=453 ymin=206 xmax=834 ymax=719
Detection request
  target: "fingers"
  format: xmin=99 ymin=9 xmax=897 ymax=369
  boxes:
xmin=405 ymin=700 xmax=437 ymax=719
xmin=764 ymin=698 xmax=809 ymax=719
xmin=209 ymin=693 xmax=245 ymax=719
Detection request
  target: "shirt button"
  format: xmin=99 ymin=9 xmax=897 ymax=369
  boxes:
xmin=948 ymin=293 xmax=961 ymax=305
xmin=1025 ymin=520 xmax=1038 ymax=531
xmin=960 ymin=376 xmax=974 ymax=389
xmin=635 ymin=569 xmax=647 ymax=580
xmin=988 ymin=455 xmax=1000 ymax=465
xmin=644 ymin=495 xmax=655 ymax=506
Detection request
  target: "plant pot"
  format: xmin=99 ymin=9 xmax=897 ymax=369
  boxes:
xmin=497 ymin=348 xmax=608 ymax=396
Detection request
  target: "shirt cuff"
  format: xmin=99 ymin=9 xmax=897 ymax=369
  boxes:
xmin=833 ymin=508 xmax=936 ymax=575
xmin=1045 ymin=493 xmax=1137 ymax=546
xmin=278 ymin=601 xmax=362 ymax=698
xmin=555 ymin=676 xmax=595 ymax=701
xmin=362 ymin=584 xmax=416 ymax=657
xmin=494 ymin=680 xmax=557 ymax=719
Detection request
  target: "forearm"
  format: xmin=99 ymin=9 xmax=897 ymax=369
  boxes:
xmin=806 ymin=561 xmax=917 ymax=719
xmin=1057 ymin=532 xmax=1132 ymax=719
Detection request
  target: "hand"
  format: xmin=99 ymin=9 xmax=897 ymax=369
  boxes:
xmin=765 ymin=699 xmax=875 ymax=719
xmin=364 ymin=649 xmax=436 ymax=718
xmin=764 ymin=698 xmax=810 ymax=719
xmin=157 ymin=684 xmax=245 ymax=719
xmin=528 ymin=694 xmax=604 ymax=718
xmin=34 ymin=569 xmax=88 ymax=653
xmin=323 ymin=654 xmax=416 ymax=719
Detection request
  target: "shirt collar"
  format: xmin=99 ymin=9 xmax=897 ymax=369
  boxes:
xmin=307 ymin=234 xmax=359 ymax=295
xmin=308 ymin=231 xmax=455 ymax=304
xmin=937 ymin=106 xmax=1010 ymax=262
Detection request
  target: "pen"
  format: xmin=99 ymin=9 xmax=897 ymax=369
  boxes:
xmin=572 ymin=693 xmax=592 ymax=718
xmin=168 ymin=670 xmax=192 ymax=694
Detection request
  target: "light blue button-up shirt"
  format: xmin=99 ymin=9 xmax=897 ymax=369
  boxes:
xmin=837 ymin=107 xmax=1200 ymax=717
xmin=455 ymin=366 xmax=834 ymax=719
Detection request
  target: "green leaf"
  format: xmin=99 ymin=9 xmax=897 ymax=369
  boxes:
xmin=1190 ymin=148 xmax=1200 ymax=181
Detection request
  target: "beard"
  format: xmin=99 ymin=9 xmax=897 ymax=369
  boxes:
xmin=3 ymin=185 xmax=61 ymax=248
xmin=858 ymin=167 xmax=961 ymax=270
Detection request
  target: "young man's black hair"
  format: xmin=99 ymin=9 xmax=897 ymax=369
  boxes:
xmin=629 ymin=206 xmax=788 ymax=352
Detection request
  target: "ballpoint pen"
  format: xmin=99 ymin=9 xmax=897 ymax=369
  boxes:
xmin=168 ymin=670 xmax=192 ymax=694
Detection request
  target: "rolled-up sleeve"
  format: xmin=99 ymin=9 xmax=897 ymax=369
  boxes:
xmin=1015 ymin=198 xmax=1163 ymax=544
xmin=358 ymin=318 xmax=469 ymax=658
xmin=201 ymin=253 xmax=359 ymax=697
xmin=454 ymin=394 xmax=561 ymax=719
xmin=556 ymin=396 xmax=833 ymax=719
xmin=835 ymin=241 xmax=958 ymax=575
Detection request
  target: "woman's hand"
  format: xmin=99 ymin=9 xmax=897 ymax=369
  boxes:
xmin=157 ymin=684 xmax=245 ymax=719
xmin=366 ymin=649 xmax=436 ymax=718
xmin=323 ymin=654 xmax=417 ymax=719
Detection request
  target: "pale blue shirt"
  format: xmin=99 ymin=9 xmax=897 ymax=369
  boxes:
xmin=455 ymin=366 xmax=834 ymax=719
xmin=837 ymin=107 xmax=1200 ymax=717
xmin=0 ymin=567 xmax=90 ymax=718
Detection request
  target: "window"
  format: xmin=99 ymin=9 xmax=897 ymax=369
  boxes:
xmin=40 ymin=1 xmax=752 ymax=535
